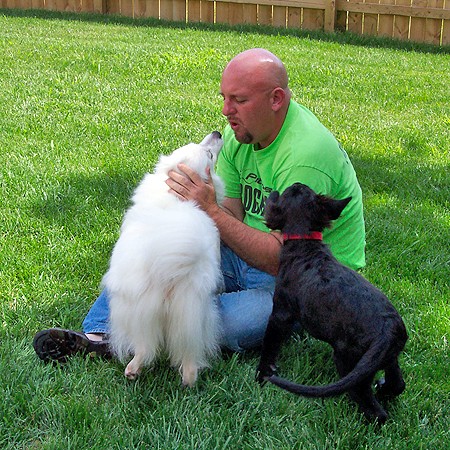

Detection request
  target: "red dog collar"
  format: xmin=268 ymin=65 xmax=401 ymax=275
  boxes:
xmin=282 ymin=232 xmax=323 ymax=241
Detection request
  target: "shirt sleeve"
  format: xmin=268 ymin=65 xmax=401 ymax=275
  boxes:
xmin=275 ymin=165 xmax=336 ymax=197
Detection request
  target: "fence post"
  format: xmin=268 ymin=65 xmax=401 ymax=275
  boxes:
xmin=324 ymin=0 xmax=336 ymax=32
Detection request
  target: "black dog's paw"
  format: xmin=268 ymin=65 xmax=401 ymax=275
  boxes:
xmin=374 ymin=377 xmax=386 ymax=391
xmin=375 ymin=377 xmax=406 ymax=400
xmin=256 ymin=364 xmax=278 ymax=386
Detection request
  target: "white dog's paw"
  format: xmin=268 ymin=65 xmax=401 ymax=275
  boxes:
xmin=125 ymin=369 xmax=139 ymax=380
xmin=125 ymin=357 xmax=142 ymax=380
xmin=180 ymin=362 xmax=198 ymax=387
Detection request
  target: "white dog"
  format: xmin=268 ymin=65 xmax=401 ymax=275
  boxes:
xmin=102 ymin=132 xmax=224 ymax=386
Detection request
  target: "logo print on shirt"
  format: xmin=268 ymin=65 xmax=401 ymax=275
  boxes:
xmin=242 ymin=173 xmax=272 ymax=216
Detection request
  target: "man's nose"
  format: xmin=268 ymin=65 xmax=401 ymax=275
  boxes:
xmin=222 ymin=99 xmax=235 ymax=116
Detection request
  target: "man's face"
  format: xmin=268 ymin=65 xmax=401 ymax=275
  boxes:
xmin=220 ymin=70 xmax=275 ymax=148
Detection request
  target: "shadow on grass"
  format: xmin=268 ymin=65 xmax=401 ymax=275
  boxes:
xmin=31 ymin=169 xmax=137 ymax=229
xmin=1 ymin=7 xmax=449 ymax=55
xmin=353 ymin=152 xmax=448 ymax=209
xmin=351 ymin=149 xmax=449 ymax=285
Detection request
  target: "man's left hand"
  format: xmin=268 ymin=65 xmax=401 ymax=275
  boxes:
xmin=166 ymin=164 xmax=218 ymax=214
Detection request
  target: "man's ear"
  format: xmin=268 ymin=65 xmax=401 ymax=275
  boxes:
xmin=271 ymin=87 xmax=286 ymax=112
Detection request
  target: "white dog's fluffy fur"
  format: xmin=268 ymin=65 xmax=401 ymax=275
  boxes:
xmin=103 ymin=132 xmax=224 ymax=386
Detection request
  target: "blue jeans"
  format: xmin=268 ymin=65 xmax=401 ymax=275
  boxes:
xmin=82 ymin=244 xmax=276 ymax=352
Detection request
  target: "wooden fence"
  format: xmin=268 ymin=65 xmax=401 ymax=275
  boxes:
xmin=1 ymin=0 xmax=449 ymax=45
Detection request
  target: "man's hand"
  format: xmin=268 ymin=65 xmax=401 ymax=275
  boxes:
xmin=165 ymin=164 xmax=218 ymax=214
xmin=166 ymin=164 xmax=281 ymax=276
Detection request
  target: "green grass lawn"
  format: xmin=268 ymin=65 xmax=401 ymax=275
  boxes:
xmin=0 ymin=9 xmax=448 ymax=449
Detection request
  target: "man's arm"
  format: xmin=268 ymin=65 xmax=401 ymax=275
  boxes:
xmin=166 ymin=164 xmax=282 ymax=276
xmin=206 ymin=197 xmax=282 ymax=275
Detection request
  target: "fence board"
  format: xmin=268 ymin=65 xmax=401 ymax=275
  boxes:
xmin=8 ymin=0 xmax=39 ymax=7
xmin=287 ymin=5 xmax=301 ymax=27
xmin=303 ymin=7 xmax=325 ymax=29
xmin=142 ymin=0 xmax=160 ymax=18
xmin=221 ymin=2 xmax=258 ymax=24
xmin=244 ymin=3 xmax=258 ymax=22
xmin=393 ymin=0 xmax=411 ymax=40
xmin=134 ymin=0 xmax=145 ymax=17
xmin=202 ymin=0 xmax=215 ymax=22
xmin=44 ymin=0 xmax=55 ymax=9
xmin=363 ymin=0 xmax=379 ymax=35
xmin=215 ymin=0 xmax=230 ymax=23
xmin=410 ymin=0 xmax=427 ymax=41
xmin=229 ymin=3 xmax=245 ymax=24
xmin=378 ymin=0 xmax=394 ymax=36
xmin=336 ymin=0 xmax=348 ymax=30
xmin=160 ymin=0 xmax=172 ymax=19
xmin=323 ymin=0 xmax=335 ymax=31
xmin=173 ymin=0 xmax=186 ymax=20
xmin=189 ymin=0 xmax=214 ymax=22
xmin=272 ymin=5 xmax=287 ymax=26
xmin=119 ymin=0 xmax=134 ymax=16
xmin=443 ymin=13 xmax=450 ymax=44
xmin=106 ymin=0 xmax=120 ymax=13
xmin=335 ymin=0 xmax=449 ymax=18
xmin=258 ymin=4 xmax=273 ymax=24
xmin=91 ymin=0 xmax=105 ymax=13
xmin=80 ymin=0 xmax=89 ymax=12
xmin=348 ymin=0 xmax=364 ymax=33
xmin=424 ymin=0 xmax=443 ymax=44
xmin=407 ymin=0 xmax=443 ymax=44
xmin=64 ymin=0 xmax=74 ymax=10
xmin=188 ymin=0 xmax=201 ymax=20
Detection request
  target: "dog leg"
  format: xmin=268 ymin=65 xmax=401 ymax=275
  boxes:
xmin=334 ymin=352 xmax=388 ymax=423
xmin=348 ymin=379 xmax=388 ymax=424
xmin=180 ymin=359 xmax=198 ymax=387
xmin=376 ymin=358 xmax=406 ymax=400
xmin=257 ymin=294 xmax=295 ymax=384
xmin=125 ymin=353 xmax=145 ymax=380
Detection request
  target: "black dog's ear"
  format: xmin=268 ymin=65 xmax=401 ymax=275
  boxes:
xmin=328 ymin=196 xmax=352 ymax=221
xmin=318 ymin=195 xmax=352 ymax=222
xmin=267 ymin=190 xmax=280 ymax=205
xmin=264 ymin=191 xmax=284 ymax=231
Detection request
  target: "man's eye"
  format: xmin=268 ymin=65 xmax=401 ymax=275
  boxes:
xmin=235 ymin=98 xmax=246 ymax=104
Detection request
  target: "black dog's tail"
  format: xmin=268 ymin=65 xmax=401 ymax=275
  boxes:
xmin=267 ymin=332 xmax=391 ymax=398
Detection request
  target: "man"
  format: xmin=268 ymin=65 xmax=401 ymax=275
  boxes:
xmin=33 ymin=48 xmax=365 ymax=362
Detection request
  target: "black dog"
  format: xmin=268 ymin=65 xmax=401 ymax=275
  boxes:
xmin=256 ymin=183 xmax=408 ymax=423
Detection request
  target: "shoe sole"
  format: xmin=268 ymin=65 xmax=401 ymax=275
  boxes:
xmin=33 ymin=328 xmax=110 ymax=363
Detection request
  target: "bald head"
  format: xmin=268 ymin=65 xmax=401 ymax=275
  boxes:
xmin=220 ymin=49 xmax=291 ymax=148
xmin=223 ymin=48 xmax=290 ymax=93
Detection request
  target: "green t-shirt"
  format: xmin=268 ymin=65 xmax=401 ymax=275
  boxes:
xmin=216 ymin=100 xmax=366 ymax=270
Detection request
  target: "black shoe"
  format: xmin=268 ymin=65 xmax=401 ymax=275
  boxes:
xmin=33 ymin=328 xmax=111 ymax=363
